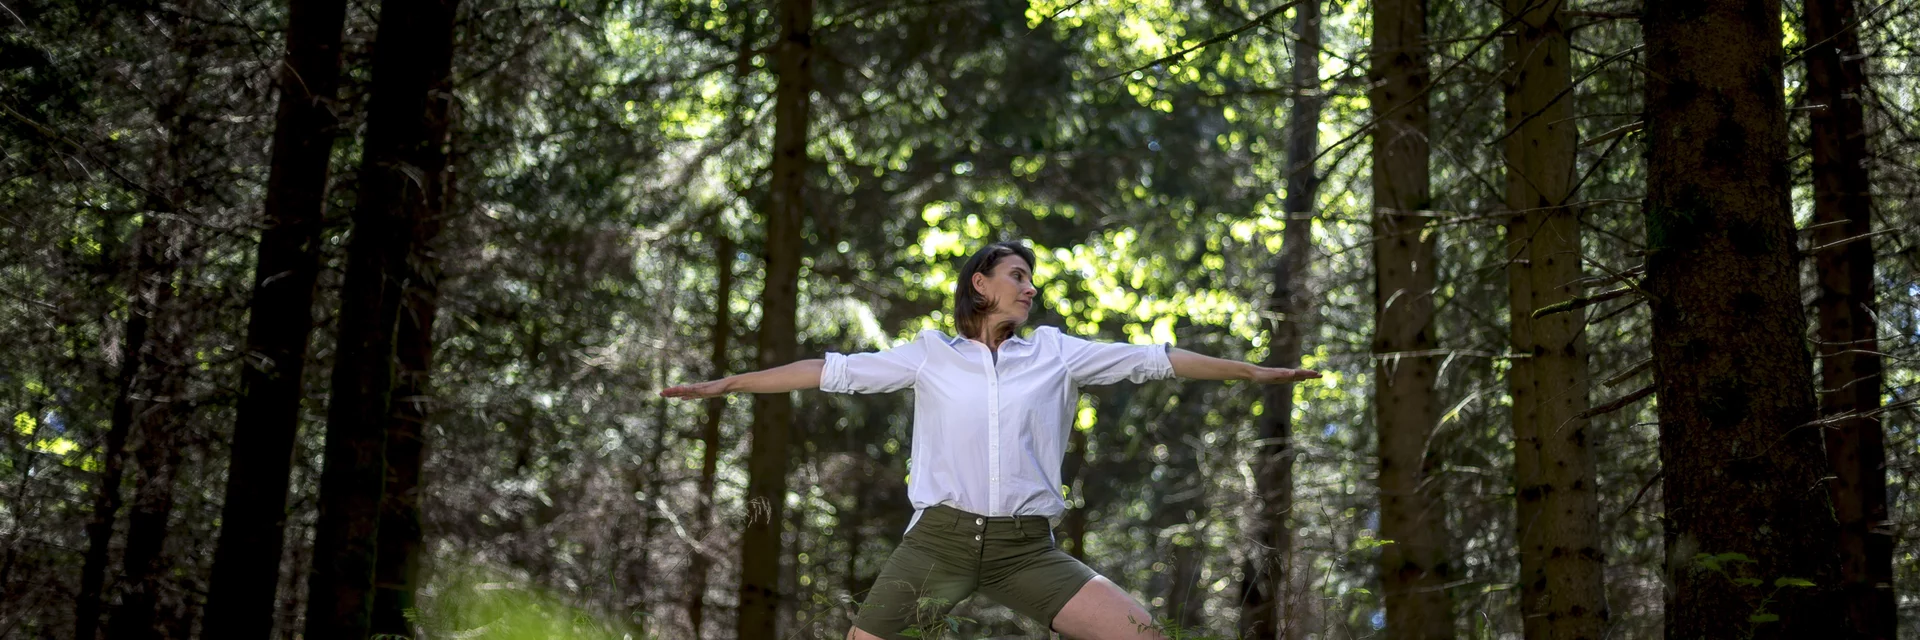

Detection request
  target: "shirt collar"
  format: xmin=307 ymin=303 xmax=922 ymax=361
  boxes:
xmin=948 ymin=331 xmax=1033 ymax=348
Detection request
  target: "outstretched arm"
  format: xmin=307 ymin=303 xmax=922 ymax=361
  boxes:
xmin=1169 ymin=348 xmax=1321 ymax=384
xmin=659 ymin=359 xmax=825 ymax=399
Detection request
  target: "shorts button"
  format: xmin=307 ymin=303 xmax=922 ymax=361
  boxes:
xmin=974 ymin=534 xmax=983 ymax=541
xmin=975 ymin=518 xmax=984 ymax=526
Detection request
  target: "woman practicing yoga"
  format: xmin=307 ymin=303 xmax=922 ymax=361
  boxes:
xmin=661 ymin=241 xmax=1321 ymax=640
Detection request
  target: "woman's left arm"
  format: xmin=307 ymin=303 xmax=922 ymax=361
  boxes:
xmin=1168 ymin=347 xmax=1323 ymax=384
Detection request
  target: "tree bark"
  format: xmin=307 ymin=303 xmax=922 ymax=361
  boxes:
xmin=1502 ymin=1 xmax=1607 ymax=638
xmin=1369 ymin=0 xmax=1452 ymax=635
xmin=688 ymin=231 xmax=733 ymax=640
xmin=1061 ymin=424 xmax=1090 ymax=560
xmin=201 ymin=0 xmax=350 ymax=635
xmin=101 ymin=11 xmax=209 ymax=632
xmin=1804 ymin=0 xmax=1891 ymax=634
xmin=72 ymin=8 xmax=213 ymax=635
xmin=1155 ymin=385 xmax=1206 ymax=630
xmin=101 ymin=217 xmax=194 ymax=640
xmin=1062 ymin=380 xmax=1133 ymax=562
xmin=302 ymin=0 xmax=460 ymax=637
xmin=1642 ymin=0 xmax=1843 ymax=636
xmin=369 ymin=60 xmax=454 ymax=639
xmin=73 ymin=218 xmax=156 ymax=640
xmin=737 ymin=0 xmax=812 ymax=637
xmin=1241 ymin=4 xmax=1321 ymax=639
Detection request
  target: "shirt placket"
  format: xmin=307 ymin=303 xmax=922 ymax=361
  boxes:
xmin=982 ymin=343 xmax=1003 ymax=516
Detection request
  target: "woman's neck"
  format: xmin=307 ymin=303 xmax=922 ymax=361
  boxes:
xmin=977 ymin=318 xmax=1017 ymax=352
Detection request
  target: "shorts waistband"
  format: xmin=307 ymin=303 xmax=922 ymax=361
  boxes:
xmin=916 ymin=504 xmax=1052 ymax=537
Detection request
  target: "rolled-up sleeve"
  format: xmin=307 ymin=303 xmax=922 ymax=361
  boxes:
xmin=820 ymin=337 xmax=927 ymax=394
xmin=1056 ymin=330 xmax=1175 ymax=386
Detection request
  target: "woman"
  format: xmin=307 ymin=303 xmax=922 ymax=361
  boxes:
xmin=662 ymin=241 xmax=1321 ymax=640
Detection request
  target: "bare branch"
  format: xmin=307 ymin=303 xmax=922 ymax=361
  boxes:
xmin=1804 ymin=226 xmax=1909 ymax=254
xmin=1581 ymin=120 xmax=1642 ymax=147
xmin=1601 ymin=358 xmax=1653 ymax=388
xmin=1578 ymin=384 xmax=1656 ymax=420
xmin=1531 ymin=285 xmax=1638 ymax=319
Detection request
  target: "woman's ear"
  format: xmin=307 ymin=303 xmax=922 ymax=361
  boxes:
xmin=971 ymin=271 xmax=989 ymax=293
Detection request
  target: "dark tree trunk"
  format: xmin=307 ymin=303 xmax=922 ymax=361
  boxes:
xmin=302 ymin=0 xmax=461 ymax=637
xmin=1063 ymin=384 xmax=1132 ymax=563
xmin=1642 ymin=0 xmax=1843 ymax=636
xmin=369 ymin=73 xmax=454 ymax=640
xmin=1804 ymin=0 xmax=1891 ymax=633
xmin=74 ymin=219 xmax=156 ymax=640
xmin=101 ymin=12 xmax=210 ymax=632
xmin=201 ymin=0 xmax=350 ymax=635
xmin=102 ymin=219 xmax=194 ymax=640
xmin=634 ymin=381 xmax=671 ymax=636
xmin=1060 ymin=423 xmax=1090 ymax=560
xmin=688 ymin=231 xmax=733 ymax=640
xmin=1369 ymin=0 xmax=1452 ymax=635
xmin=72 ymin=10 xmax=213 ymax=636
xmin=1502 ymin=1 xmax=1607 ymax=638
xmin=1153 ymin=385 xmax=1206 ymax=630
xmin=1241 ymin=3 xmax=1321 ymax=639
xmin=737 ymin=0 xmax=812 ymax=637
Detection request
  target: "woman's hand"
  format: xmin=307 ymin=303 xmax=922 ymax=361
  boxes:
xmin=1250 ymin=366 xmax=1322 ymax=384
xmin=660 ymin=379 xmax=732 ymax=399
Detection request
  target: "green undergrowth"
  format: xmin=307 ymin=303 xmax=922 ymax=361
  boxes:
xmin=374 ymin=565 xmax=644 ymax=640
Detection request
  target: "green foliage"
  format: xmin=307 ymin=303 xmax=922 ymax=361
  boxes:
xmin=401 ymin=566 xmax=645 ymax=640
xmin=1693 ymin=551 xmax=1821 ymax=637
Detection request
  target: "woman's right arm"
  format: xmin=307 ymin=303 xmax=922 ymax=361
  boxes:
xmin=659 ymin=359 xmax=824 ymax=399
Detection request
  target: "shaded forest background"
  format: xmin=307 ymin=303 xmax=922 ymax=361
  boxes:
xmin=2 ymin=0 xmax=1918 ymax=638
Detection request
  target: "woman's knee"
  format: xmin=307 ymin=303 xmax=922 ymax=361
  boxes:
xmin=846 ymin=625 xmax=887 ymax=640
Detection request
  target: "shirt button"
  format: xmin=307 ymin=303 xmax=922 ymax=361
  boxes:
xmin=974 ymin=535 xmax=983 ymax=541
xmin=975 ymin=518 xmax=984 ymax=526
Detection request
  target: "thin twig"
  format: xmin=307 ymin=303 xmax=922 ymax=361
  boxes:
xmin=1531 ymin=285 xmax=1637 ymax=319
xmin=1805 ymin=226 xmax=1908 ymax=254
xmin=1098 ymin=0 xmax=1306 ymax=83
xmin=1608 ymin=471 xmax=1663 ymax=532
xmin=1573 ymin=263 xmax=1645 ymax=289
xmin=1601 ymin=358 xmax=1653 ymax=388
xmin=1578 ymin=384 xmax=1655 ymax=420
xmin=1580 ymin=120 xmax=1642 ymax=147
xmin=1490 ymin=45 xmax=1645 ymax=146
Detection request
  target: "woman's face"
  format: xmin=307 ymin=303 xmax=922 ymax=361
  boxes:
xmin=973 ymin=255 xmax=1038 ymax=324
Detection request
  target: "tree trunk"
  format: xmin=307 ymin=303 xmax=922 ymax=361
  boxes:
xmin=302 ymin=0 xmax=461 ymax=637
xmin=1155 ymin=386 xmax=1206 ymax=630
xmin=635 ymin=380 xmax=671 ymax=635
xmin=1063 ymin=383 xmax=1131 ymax=562
xmin=202 ymin=0 xmax=350 ymax=635
xmin=737 ymin=0 xmax=812 ymax=637
xmin=1241 ymin=3 xmax=1321 ymax=639
xmin=369 ymin=66 xmax=454 ymax=639
xmin=74 ymin=218 xmax=157 ymax=640
xmin=1804 ymin=0 xmax=1891 ymax=633
xmin=72 ymin=8 xmax=213 ymax=635
xmin=689 ymin=231 xmax=733 ymax=640
xmin=101 ymin=219 xmax=195 ymax=640
xmin=1642 ymin=0 xmax=1843 ymax=636
xmin=1369 ymin=0 xmax=1452 ymax=635
xmin=102 ymin=12 xmax=210 ymax=631
xmin=1061 ymin=423 xmax=1090 ymax=561
xmin=1502 ymin=1 xmax=1607 ymax=638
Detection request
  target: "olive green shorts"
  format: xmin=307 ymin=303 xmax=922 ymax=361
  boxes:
xmin=851 ymin=505 xmax=1098 ymax=639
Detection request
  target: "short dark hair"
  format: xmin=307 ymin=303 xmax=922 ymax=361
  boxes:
xmin=953 ymin=241 xmax=1037 ymax=340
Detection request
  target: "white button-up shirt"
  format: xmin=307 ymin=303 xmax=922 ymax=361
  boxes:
xmin=821 ymin=325 xmax=1174 ymax=529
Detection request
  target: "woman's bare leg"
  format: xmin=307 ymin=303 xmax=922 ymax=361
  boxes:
xmin=846 ymin=626 xmax=885 ymax=640
xmin=1050 ymin=576 xmax=1169 ymax=640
